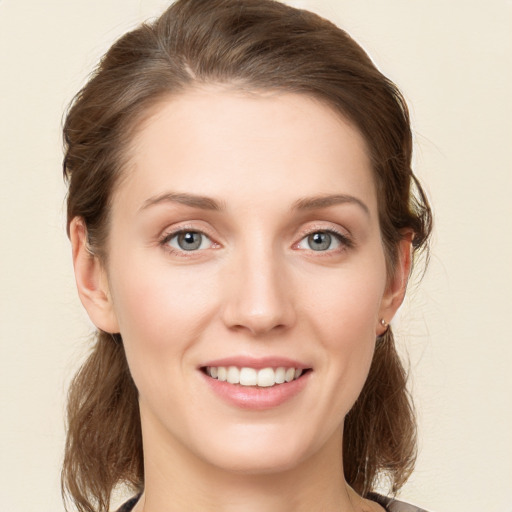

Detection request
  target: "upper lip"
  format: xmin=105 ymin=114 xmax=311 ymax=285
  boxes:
xmin=200 ymin=356 xmax=310 ymax=370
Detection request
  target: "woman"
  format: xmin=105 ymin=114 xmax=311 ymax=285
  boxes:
xmin=62 ymin=1 xmax=432 ymax=511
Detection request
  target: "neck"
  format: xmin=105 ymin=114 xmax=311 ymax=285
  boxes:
xmin=134 ymin=421 xmax=370 ymax=512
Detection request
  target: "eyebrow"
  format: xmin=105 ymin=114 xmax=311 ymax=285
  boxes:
xmin=292 ymin=194 xmax=370 ymax=216
xmin=139 ymin=192 xmax=225 ymax=212
xmin=139 ymin=191 xmax=369 ymax=216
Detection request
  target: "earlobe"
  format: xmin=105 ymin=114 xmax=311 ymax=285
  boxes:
xmin=70 ymin=217 xmax=120 ymax=333
xmin=377 ymin=231 xmax=414 ymax=336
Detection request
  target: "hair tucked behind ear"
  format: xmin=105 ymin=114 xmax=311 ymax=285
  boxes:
xmin=62 ymin=332 xmax=143 ymax=512
xmin=62 ymin=0 xmax=432 ymax=510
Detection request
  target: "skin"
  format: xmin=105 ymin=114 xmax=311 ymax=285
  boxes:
xmin=71 ymin=87 xmax=411 ymax=512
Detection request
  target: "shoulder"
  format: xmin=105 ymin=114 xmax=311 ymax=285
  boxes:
xmin=368 ymin=492 xmax=432 ymax=512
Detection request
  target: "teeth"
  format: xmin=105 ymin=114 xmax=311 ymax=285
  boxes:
xmin=275 ymin=367 xmax=286 ymax=384
xmin=257 ymin=367 xmax=275 ymax=387
xmin=239 ymin=367 xmax=258 ymax=386
xmin=227 ymin=366 xmax=240 ymax=384
xmin=206 ymin=366 xmax=305 ymax=387
xmin=217 ymin=366 xmax=227 ymax=381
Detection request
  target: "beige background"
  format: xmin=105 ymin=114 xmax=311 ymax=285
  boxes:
xmin=1 ymin=1 xmax=511 ymax=511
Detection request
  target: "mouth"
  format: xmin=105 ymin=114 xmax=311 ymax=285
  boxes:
xmin=199 ymin=357 xmax=312 ymax=409
xmin=201 ymin=366 xmax=311 ymax=388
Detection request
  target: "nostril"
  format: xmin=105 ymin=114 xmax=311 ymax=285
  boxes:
xmin=229 ymin=321 xmax=289 ymax=337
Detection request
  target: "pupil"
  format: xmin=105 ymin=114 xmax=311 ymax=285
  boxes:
xmin=178 ymin=232 xmax=201 ymax=250
xmin=309 ymin=232 xmax=331 ymax=251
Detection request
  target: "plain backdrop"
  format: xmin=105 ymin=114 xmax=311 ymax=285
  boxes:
xmin=1 ymin=1 xmax=511 ymax=511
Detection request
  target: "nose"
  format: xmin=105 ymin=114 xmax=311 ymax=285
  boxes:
xmin=220 ymin=243 xmax=296 ymax=337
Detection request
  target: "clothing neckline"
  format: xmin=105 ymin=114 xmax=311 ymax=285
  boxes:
xmin=116 ymin=493 xmax=391 ymax=512
xmin=116 ymin=492 xmax=429 ymax=512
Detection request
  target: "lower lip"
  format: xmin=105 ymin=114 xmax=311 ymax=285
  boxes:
xmin=201 ymin=371 xmax=310 ymax=410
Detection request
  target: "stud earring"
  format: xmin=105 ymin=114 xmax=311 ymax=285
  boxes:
xmin=380 ymin=318 xmax=388 ymax=328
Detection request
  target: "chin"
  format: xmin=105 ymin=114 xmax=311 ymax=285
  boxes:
xmin=187 ymin=423 xmax=326 ymax=476
xmin=206 ymin=447 xmax=307 ymax=476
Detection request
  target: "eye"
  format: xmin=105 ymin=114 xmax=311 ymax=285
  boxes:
xmin=165 ymin=230 xmax=212 ymax=251
xmin=296 ymin=230 xmax=346 ymax=252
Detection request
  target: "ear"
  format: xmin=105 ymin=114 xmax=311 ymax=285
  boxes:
xmin=70 ymin=217 xmax=120 ymax=333
xmin=377 ymin=231 xmax=414 ymax=336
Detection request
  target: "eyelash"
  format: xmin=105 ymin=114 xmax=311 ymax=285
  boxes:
xmin=295 ymin=227 xmax=354 ymax=253
xmin=158 ymin=226 xmax=353 ymax=258
xmin=159 ymin=226 xmax=217 ymax=258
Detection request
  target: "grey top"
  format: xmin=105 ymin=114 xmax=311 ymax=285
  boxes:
xmin=117 ymin=493 xmax=430 ymax=512
xmin=368 ymin=492 xmax=430 ymax=512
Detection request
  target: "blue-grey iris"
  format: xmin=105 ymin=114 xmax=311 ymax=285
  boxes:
xmin=308 ymin=232 xmax=331 ymax=251
xmin=178 ymin=232 xmax=202 ymax=250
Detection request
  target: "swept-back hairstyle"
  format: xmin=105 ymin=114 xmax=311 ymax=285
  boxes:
xmin=62 ymin=1 xmax=432 ymax=511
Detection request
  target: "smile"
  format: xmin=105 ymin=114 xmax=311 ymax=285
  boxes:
xmin=205 ymin=366 xmax=305 ymax=387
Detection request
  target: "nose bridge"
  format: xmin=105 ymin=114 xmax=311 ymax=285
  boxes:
xmin=222 ymin=235 xmax=294 ymax=335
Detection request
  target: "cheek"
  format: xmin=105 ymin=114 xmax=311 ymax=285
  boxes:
xmin=303 ymin=260 xmax=386 ymax=411
xmin=305 ymin=262 xmax=386 ymax=341
xmin=107 ymin=257 xmax=219 ymax=380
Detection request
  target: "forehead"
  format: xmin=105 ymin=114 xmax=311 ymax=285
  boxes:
xmin=116 ymin=87 xmax=377 ymax=215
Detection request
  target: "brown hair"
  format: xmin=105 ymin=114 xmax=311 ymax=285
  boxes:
xmin=62 ymin=0 xmax=432 ymax=510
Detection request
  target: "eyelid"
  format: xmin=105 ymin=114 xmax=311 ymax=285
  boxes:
xmin=293 ymin=224 xmax=354 ymax=251
xmin=166 ymin=231 xmax=212 ymax=251
xmin=158 ymin=223 xmax=221 ymax=256
xmin=156 ymin=221 xmax=353 ymax=257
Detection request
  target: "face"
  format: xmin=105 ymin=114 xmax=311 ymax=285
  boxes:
xmin=76 ymin=88 xmax=406 ymax=477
